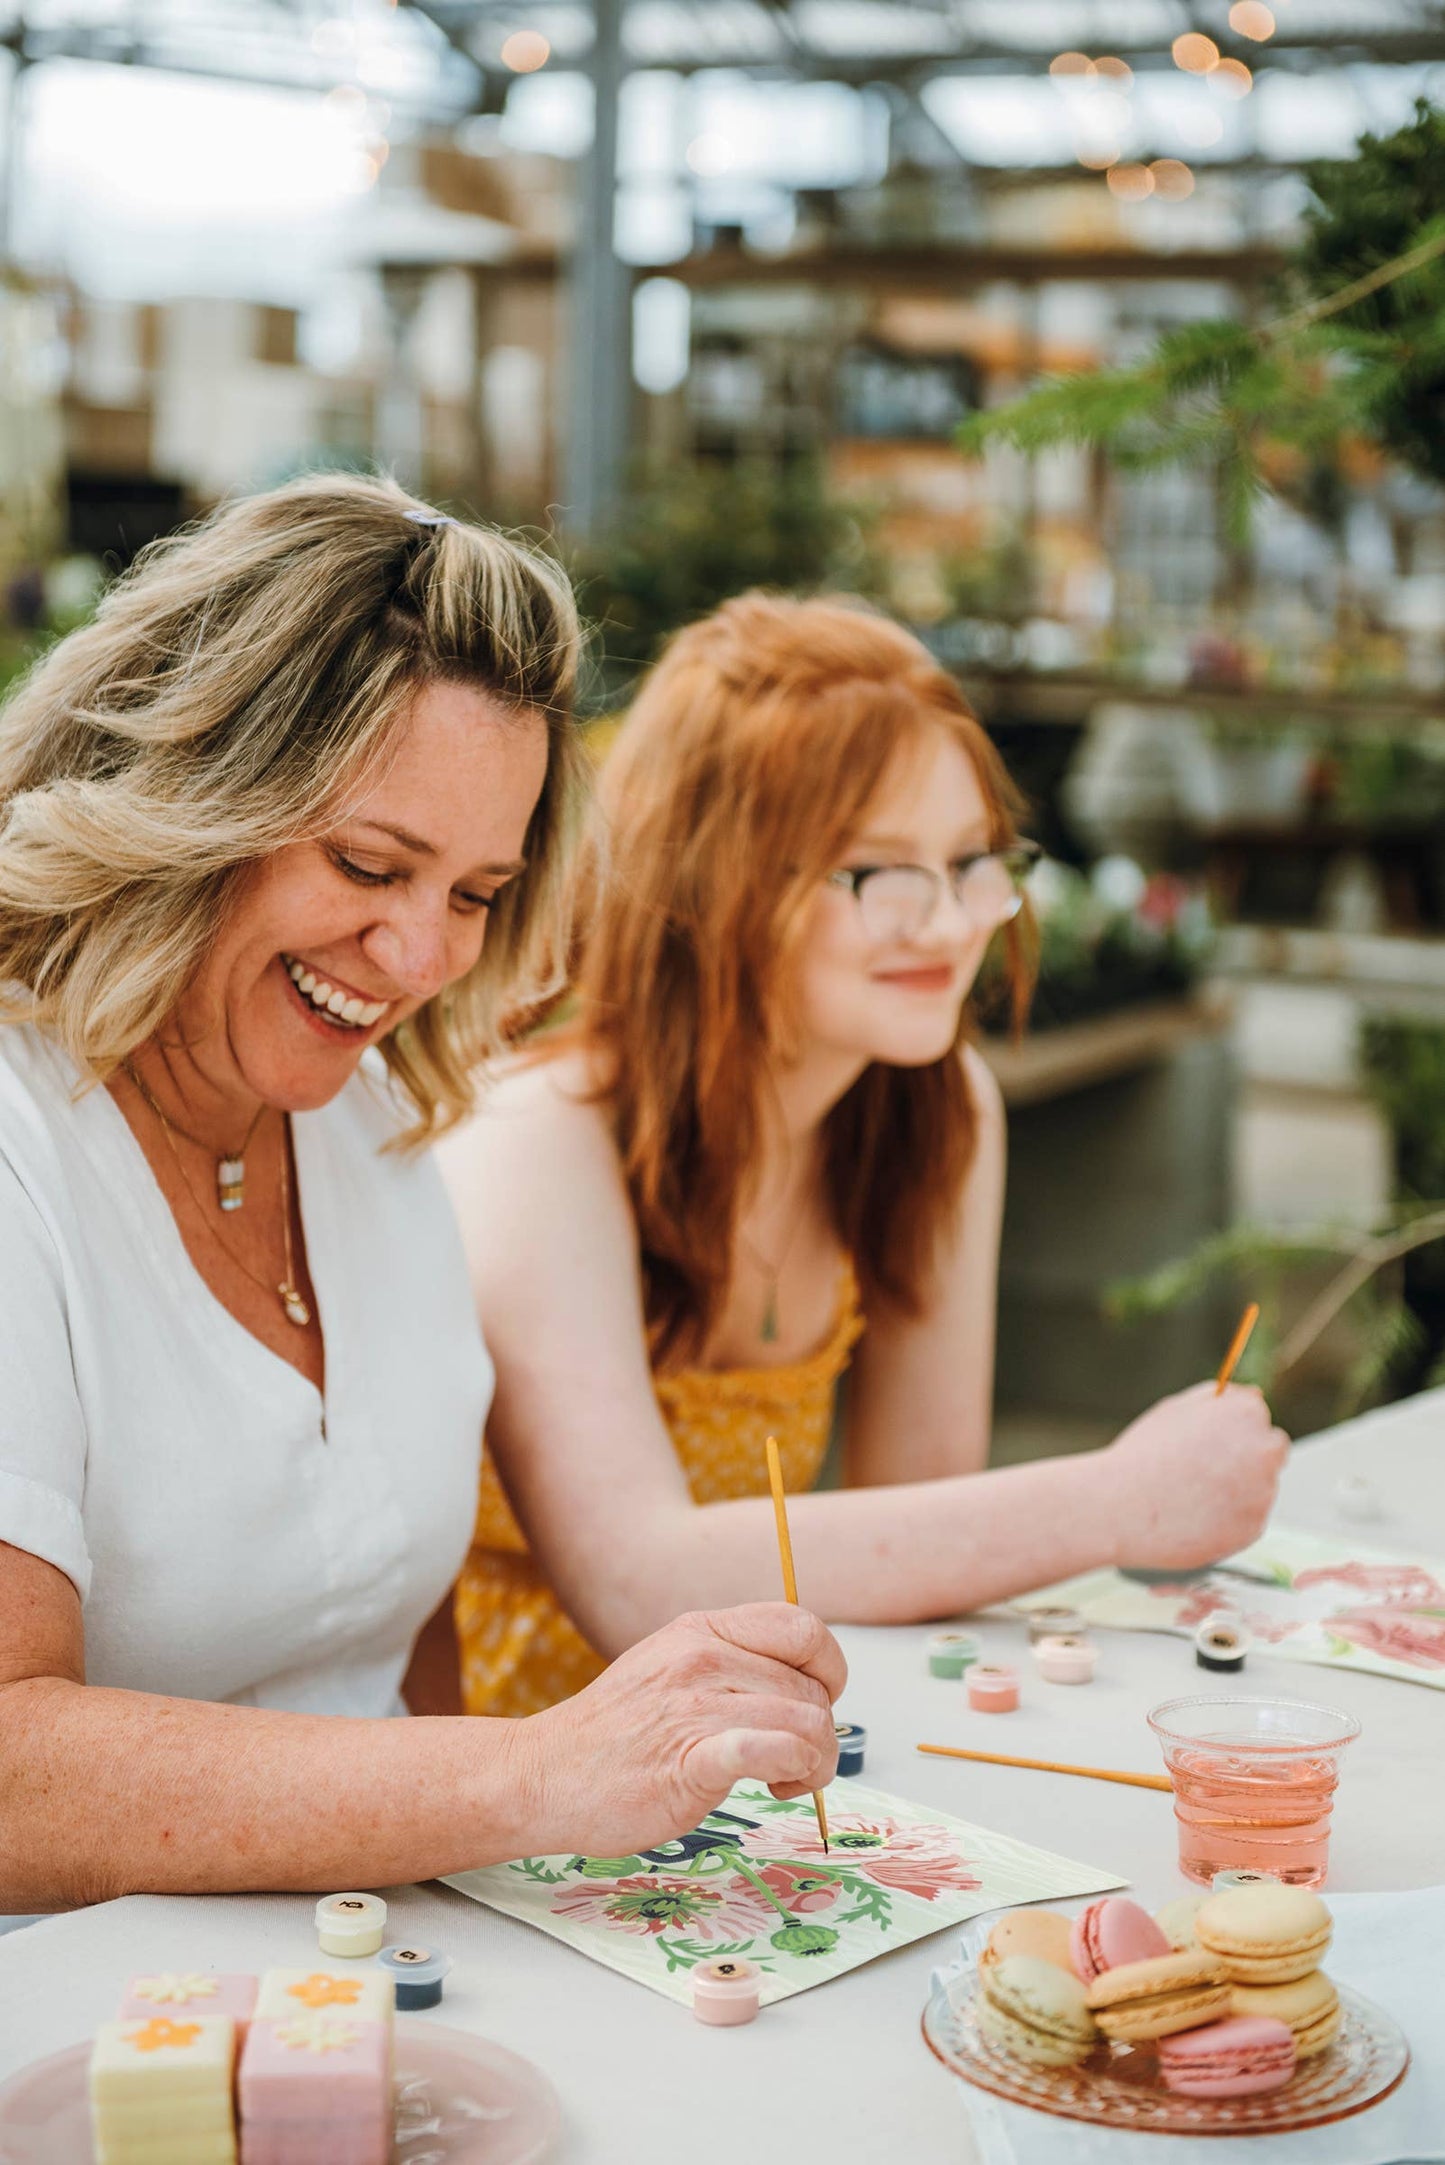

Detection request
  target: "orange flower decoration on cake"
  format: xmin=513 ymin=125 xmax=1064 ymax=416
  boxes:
xmin=128 ymin=2018 xmax=203 ymax=2053
xmin=286 ymin=1974 xmax=364 ymax=2010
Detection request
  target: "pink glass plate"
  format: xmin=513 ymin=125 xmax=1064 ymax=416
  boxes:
xmin=922 ymin=1979 xmax=1409 ymax=2136
xmin=0 ymin=2017 xmax=562 ymax=2164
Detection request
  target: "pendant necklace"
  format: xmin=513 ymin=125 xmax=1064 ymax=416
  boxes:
xmin=738 ymin=1218 xmax=804 ymax=1345
xmin=122 ymin=1063 xmax=312 ymax=1328
xmin=122 ymin=1059 xmax=265 ymax=1212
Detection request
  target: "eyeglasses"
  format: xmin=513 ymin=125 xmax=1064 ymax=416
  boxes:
xmin=826 ymin=842 xmax=1040 ymax=944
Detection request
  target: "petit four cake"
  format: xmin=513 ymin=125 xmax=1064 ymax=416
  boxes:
xmin=119 ymin=1972 xmax=259 ymax=2038
xmin=238 ymin=2014 xmax=391 ymax=2165
xmin=90 ymin=2014 xmax=237 ymax=2165
xmin=253 ymin=1969 xmax=394 ymax=2030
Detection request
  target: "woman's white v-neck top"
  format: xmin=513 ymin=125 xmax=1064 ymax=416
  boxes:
xmin=0 ymin=1022 xmax=491 ymax=1715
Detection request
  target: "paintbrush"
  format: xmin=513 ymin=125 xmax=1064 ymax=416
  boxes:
xmin=763 ymin=1434 xmax=830 ymax=1853
xmin=917 ymin=1743 xmax=1172 ymax=1793
xmin=1123 ymin=1301 xmax=1270 ymax=1589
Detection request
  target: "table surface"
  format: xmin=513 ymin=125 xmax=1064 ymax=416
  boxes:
xmin=3 ymin=1387 xmax=1442 ymax=2163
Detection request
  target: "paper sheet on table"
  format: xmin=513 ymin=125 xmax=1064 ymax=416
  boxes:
xmin=1018 ymin=1527 xmax=1445 ymax=1689
xmin=443 ymin=1780 xmax=1125 ymax=2007
xmin=946 ymin=1885 xmax=1445 ymax=2165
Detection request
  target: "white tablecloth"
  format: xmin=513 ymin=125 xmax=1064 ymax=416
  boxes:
xmin=3 ymin=1389 xmax=1442 ymax=2162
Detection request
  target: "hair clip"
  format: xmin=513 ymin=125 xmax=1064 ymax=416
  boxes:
xmin=404 ymin=509 xmax=455 ymax=529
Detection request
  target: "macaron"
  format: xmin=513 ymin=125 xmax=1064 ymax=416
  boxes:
xmin=1070 ymin=1896 xmax=1171 ymax=1982
xmin=1230 ymin=1971 xmax=1342 ymax=2058
xmin=976 ymin=1956 xmax=1098 ymax=2068
xmin=1085 ymin=1950 xmax=1233 ymax=2043
xmin=1195 ymin=1884 xmax=1333 ymax=1985
xmin=1158 ymin=2015 xmax=1297 ymax=2098
xmin=1155 ymin=1895 xmax=1208 ymax=1952
xmin=980 ymin=1909 xmax=1076 ymax=1977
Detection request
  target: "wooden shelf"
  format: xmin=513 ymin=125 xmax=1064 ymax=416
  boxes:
xmin=980 ymin=997 xmax=1217 ymax=1107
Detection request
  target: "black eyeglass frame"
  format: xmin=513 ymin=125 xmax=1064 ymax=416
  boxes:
xmin=825 ymin=839 xmax=1042 ymax=920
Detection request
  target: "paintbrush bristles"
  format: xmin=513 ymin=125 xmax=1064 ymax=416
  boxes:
xmin=764 ymin=1434 xmax=830 ymax=1853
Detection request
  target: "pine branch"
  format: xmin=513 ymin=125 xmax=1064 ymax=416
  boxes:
xmin=1274 ymin=1205 xmax=1445 ymax=1375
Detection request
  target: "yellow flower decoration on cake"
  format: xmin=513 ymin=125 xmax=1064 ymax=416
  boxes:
xmin=275 ymin=2015 xmax=360 ymax=2055
xmin=127 ymin=2018 xmax=204 ymax=2053
xmin=131 ymin=1973 xmax=219 ymax=2004
xmin=286 ymin=1973 xmax=364 ymax=2010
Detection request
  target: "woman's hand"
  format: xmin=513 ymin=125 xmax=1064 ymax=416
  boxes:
xmin=1103 ymin=1381 xmax=1290 ymax=1569
xmin=516 ymin=1603 xmax=846 ymax=1860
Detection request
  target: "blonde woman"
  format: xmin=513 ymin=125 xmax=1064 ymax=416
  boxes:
xmin=0 ymin=479 xmax=842 ymax=1916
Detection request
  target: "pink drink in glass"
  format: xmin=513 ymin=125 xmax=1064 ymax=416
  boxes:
xmin=1147 ymin=1695 xmax=1360 ymax=1888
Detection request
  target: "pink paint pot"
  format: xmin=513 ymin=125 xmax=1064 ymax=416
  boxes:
xmin=967 ymin=1663 xmax=1019 ymax=1713
xmin=1034 ymin=1634 xmax=1097 ymax=1685
xmin=691 ymin=1958 xmax=762 ymax=2027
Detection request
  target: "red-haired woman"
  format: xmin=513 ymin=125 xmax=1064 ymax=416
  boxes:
xmin=439 ymin=593 xmax=1287 ymax=1718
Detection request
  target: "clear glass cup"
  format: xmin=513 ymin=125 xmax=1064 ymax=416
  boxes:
xmin=1147 ymin=1693 xmax=1361 ymax=1888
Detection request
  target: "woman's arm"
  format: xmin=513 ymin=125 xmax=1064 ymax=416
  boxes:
xmin=0 ymin=1542 xmax=843 ymax=1912
xmin=844 ymin=1043 xmax=1005 ymax=1486
xmin=440 ymin=1068 xmax=1290 ymax=1655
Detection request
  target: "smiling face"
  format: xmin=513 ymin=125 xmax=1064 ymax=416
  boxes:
xmin=168 ymin=678 xmax=548 ymax=1116
xmin=791 ymin=724 xmax=999 ymax=1073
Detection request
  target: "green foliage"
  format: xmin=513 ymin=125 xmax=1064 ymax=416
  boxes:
xmin=572 ymin=456 xmax=881 ymax=703
xmin=956 ymin=101 xmax=1445 ymax=525
xmin=1360 ymin=1017 xmax=1445 ymax=1201
xmin=1299 ymin=100 xmax=1445 ymax=483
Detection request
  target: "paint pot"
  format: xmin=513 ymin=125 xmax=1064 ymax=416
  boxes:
xmin=1211 ymin=1868 xmax=1282 ymax=1892
xmin=1033 ymin=1633 xmax=1097 ymax=1685
xmin=1023 ymin=1605 xmax=1087 ymax=1643
xmin=834 ymin=1721 xmax=866 ymax=1776
xmin=691 ymin=1957 xmax=762 ymax=2027
xmin=1194 ymin=1615 xmax=1251 ymax=1674
xmin=314 ymin=1892 xmax=387 ymax=1959
xmin=378 ymin=1944 xmax=450 ymax=2011
xmin=966 ymin=1663 xmax=1019 ymax=1713
xmin=928 ymin=1631 xmax=980 ymax=1680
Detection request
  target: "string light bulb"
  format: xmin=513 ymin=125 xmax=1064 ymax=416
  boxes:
xmin=1150 ymin=159 xmax=1195 ymax=200
xmin=1107 ymin=163 xmax=1155 ymax=201
xmin=1172 ymin=32 xmax=1220 ymax=73
xmin=500 ymin=29 xmax=550 ymax=72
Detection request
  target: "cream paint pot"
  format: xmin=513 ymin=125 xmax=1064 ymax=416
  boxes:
xmin=1033 ymin=1633 xmax=1097 ymax=1684
xmin=315 ymin=1892 xmax=387 ymax=1958
xmin=692 ymin=1958 xmax=762 ymax=2026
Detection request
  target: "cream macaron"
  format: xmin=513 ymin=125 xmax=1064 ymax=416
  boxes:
xmin=1085 ymin=1950 xmax=1233 ymax=2043
xmin=1195 ymin=1885 xmax=1333 ymax=1985
xmin=977 ymin=1956 xmax=1098 ymax=2068
xmin=1230 ymin=1971 xmax=1342 ymax=2058
xmin=979 ymin=1909 xmax=1077 ymax=1977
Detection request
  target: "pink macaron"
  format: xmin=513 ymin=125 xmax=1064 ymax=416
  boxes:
xmin=1070 ymin=1896 xmax=1171 ymax=1982
xmin=1157 ymin=2015 xmax=1297 ymax=2098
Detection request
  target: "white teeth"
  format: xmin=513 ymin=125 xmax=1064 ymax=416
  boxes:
xmin=283 ymin=956 xmax=386 ymax=1030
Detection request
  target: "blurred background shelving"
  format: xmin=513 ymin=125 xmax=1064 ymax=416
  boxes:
xmin=3 ymin=0 xmax=1445 ymax=1439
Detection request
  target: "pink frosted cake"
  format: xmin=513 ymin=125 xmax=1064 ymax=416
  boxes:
xmin=119 ymin=1972 xmax=259 ymax=2039
xmin=238 ymin=1971 xmax=393 ymax=2165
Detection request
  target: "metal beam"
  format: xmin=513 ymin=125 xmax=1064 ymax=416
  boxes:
xmin=561 ymin=0 xmax=630 ymax=535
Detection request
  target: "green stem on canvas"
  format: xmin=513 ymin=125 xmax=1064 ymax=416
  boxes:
xmin=726 ymin=1856 xmax=798 ymax=1923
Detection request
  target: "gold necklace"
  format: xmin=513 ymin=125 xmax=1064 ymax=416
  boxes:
xmin=122 ymin=1059 xmax=266 ymax=1213
xmin=127 ymin=1074 xmax=312 ymax=1329
xmin=738 ymin=1221 xmax=803 ymax=1345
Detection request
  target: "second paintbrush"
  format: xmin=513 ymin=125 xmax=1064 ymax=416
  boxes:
xmin=763 ymin=1434 xmax=830 ymax=1853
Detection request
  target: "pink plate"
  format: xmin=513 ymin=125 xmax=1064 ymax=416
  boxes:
xmin=0 ymin=2017 xmax=562 ymax=2164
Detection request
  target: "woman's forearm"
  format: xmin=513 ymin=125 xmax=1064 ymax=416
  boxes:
xmin=555 ymin=1449 xmax=1124 ymax=1656
xmin=0 ymin=1676 xmax=540 ymax=1911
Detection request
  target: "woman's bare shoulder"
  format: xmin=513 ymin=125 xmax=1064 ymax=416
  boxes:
xmin=436 ymin=1046 xmax=618 ymax=1189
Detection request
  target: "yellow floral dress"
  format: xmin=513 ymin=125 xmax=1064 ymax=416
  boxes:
xmin=456 ymin=1265 xmax=865 ymax=1717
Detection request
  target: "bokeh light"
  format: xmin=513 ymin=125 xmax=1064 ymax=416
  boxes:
xmin=500 ymin=30 xmax=551 ymax=73
xmin=1173 ymin=33 xmax=1221 ymax=73
xmin=1229 ymin=2 xmax=1277 ymax=37
xmin=1150 ymin=158 xmax=1196 ymax=200
xmin=1049 ymin=51 xmax=1095 ymax=78
xmin=1107 ymin=163 xmax=1155 ymax=201
xmin=1215 ymin=58 xmax=1255 ymax=96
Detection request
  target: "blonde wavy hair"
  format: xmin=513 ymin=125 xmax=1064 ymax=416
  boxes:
xmin=0 ymin=471 xmax=584 ymax=1142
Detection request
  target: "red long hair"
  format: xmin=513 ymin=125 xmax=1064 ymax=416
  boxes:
xmin=572 ymin=592 xmax=1032 ymax=1364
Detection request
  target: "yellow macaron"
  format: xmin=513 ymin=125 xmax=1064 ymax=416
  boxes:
xmin=1230 ymin=1971 xmax=1342 ymax=2058
xmin=1155 ymin=1895 xmax=1208 ymax=1952
xmin=1195 ymin=1885 xmax=1333 ymax=1985
xmin=1085 ymin=1950 xmax=1233 ymax=2042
